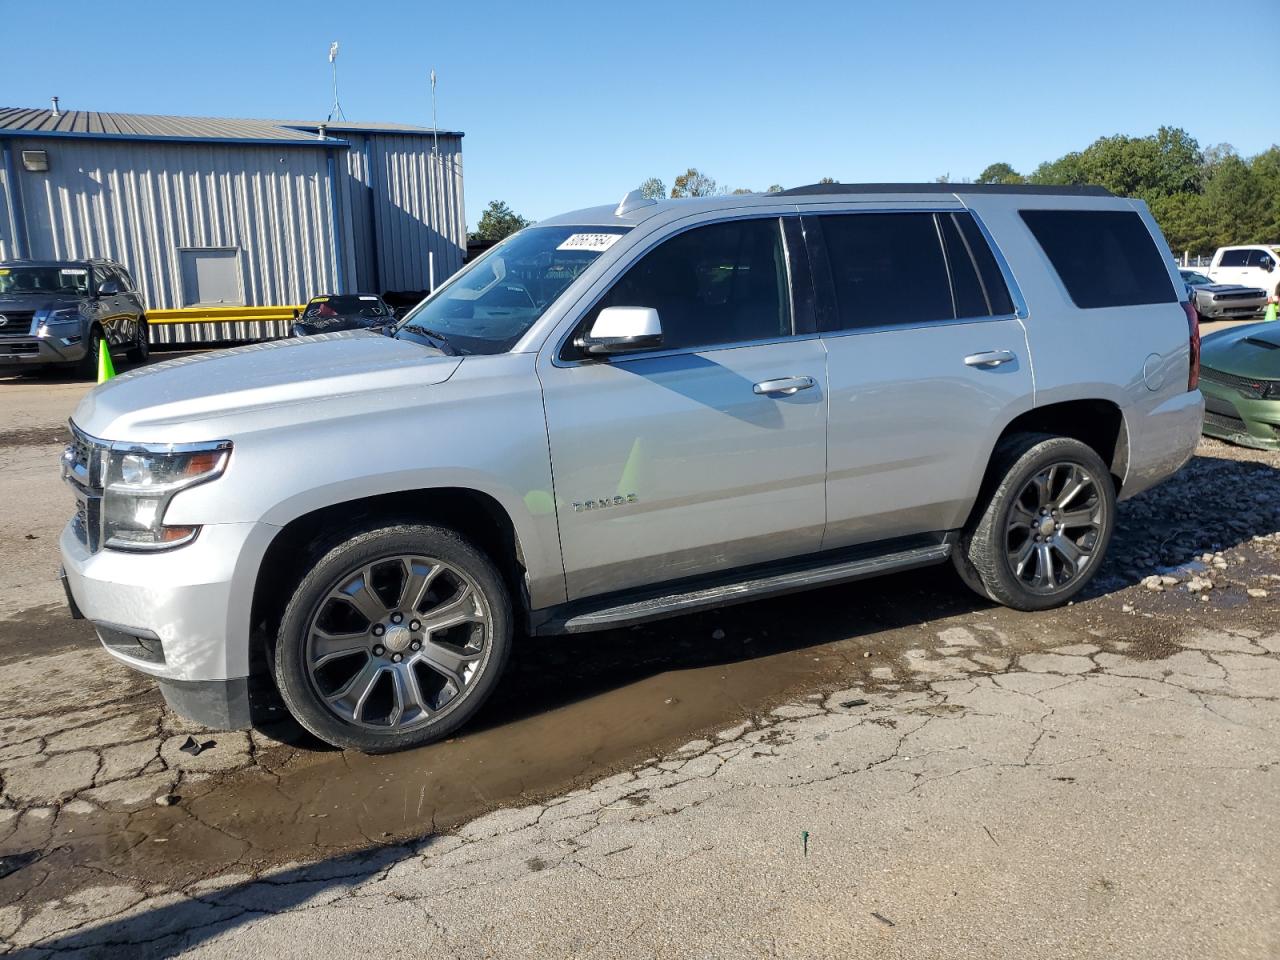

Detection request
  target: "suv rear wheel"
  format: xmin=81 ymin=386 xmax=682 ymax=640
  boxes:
xmin=954 ymin=433 xmax=1115 ymax=611
xmin=274 ymin=522 xmax=512 ymax=753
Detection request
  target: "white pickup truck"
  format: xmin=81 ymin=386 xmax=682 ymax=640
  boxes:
xmin=1208 ymin=245 xmax=1280 ymax=299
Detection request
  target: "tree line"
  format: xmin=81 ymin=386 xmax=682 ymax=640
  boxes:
xmin=473 ymin=129 xmax=1279 ymax=256
xmin=971 ymin=127 xmax=1279 ymax=258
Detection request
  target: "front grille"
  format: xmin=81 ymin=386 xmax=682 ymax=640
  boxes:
xmin=1204 ymin=411 xmax=1248 ymax=433
xmin=63 ymin=424 xmax=107 ymax=551
xmin=0 ymin=342 xmax=38 ymax=354
xmin=1200 ymin=369 xmax=1276 ymax=400
xmin=1213 ymin=292 xmax=1261 ymax=302
xmin=0 ymin=311 xmax=36 ymax=336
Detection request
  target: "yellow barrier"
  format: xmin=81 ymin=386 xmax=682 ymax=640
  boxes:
xmin=147 ymin=305 xmax=305 ymax=325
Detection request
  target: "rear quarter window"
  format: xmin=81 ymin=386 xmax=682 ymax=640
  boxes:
xmin=1020 ymin=209 xmax=1176 ymax=309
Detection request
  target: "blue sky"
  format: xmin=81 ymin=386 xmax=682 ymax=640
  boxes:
xmin=3 ymin=0 xmax=1277 ymax=229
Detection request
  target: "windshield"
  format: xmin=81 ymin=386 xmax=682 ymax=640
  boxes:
xmin=302 ymin=295 xmax=389 ymax=320
xmin=396 ymin=226 xmax=630 ymax=354
xmin=0 ymin=266 xmax=90 ymax=296
xmin=1181 ymin=271 xmax=1210 ymax=285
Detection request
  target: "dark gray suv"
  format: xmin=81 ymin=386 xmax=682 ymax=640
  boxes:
xmin=0 ymin=258 xmax=149 ymax=377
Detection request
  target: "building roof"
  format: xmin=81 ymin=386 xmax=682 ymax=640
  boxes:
xmin=0 ymin=107 xmax=463 ymax=146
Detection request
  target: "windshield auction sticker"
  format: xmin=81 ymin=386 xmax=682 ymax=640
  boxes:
xmin=556 ymin=233 xmax=622 ymax=253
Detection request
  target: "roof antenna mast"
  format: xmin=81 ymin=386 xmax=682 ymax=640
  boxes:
xmin=327 ymin=41 xmax=346 ymax=122
xmin=429 ymin=68 xmax=439 ymax=162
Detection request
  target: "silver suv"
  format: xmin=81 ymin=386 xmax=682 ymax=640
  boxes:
xmin=59 ymin=184 xmax=1205 ymax=752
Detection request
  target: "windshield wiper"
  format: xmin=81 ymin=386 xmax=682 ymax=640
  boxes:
xmin=399 ymin=324 xmax=459 ymax=356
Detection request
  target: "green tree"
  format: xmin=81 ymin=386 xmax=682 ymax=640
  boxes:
xmin=670 ymin=168 xmax=719 ymax=197
xmin=638 ymin=177 xmax=666 ymax=200
xmin=818 ymin=177 xmax=838 ymax=184
xmin=469 ymin=200 xmax=530 ymax=244
xmin=976 ymin=162 xmax=1024 ymax=185
xmin=766 ymin=184 xmax=784 ymax=193
xmin=730 ymin=187 xmax=754 ymax=194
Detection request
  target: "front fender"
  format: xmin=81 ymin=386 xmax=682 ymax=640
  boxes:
xmin=166 ymin=353 xmax=566 ymax=609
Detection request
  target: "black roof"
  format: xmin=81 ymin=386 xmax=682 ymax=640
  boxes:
xmin=778 ymin=183 xmax=1113 ymax=197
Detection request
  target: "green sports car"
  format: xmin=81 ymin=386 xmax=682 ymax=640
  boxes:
xmin=1200 ymin=321 xmax=1280 ymax=450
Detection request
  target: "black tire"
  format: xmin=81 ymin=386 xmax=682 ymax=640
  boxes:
xmin=76 ymin=327 xmax=103 ymax=380
xmin=126 ymin=317 xmax=149 ymax=363
xmin=274 ymin=522 xmax=512 ymax=753
xmin=953 ymin=433 xmax=1115 ymax=611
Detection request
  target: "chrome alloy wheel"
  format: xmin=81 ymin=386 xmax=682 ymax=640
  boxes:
xmin=1004 ymin=461 xmax=1107 ymax=595
xmin=304 ymin=555 xmax=491 ymax=730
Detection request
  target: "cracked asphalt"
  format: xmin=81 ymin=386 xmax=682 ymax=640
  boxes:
xmin=2 ymin=359 xmax=1279 ymax=958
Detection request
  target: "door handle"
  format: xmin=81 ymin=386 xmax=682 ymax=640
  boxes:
xmin=753 ymin=375 xmax=816 ymax=396
xmin=963 ymin=350 xmax=1016 ymax=368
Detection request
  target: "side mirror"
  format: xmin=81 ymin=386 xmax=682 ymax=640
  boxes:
xmin=98 ymin=279 xmax=123 ymax=296
xmin=1261 ymin=258 xmax=1276 ymax=273
xmin=577 ymin=306 xmax=663 ymax=355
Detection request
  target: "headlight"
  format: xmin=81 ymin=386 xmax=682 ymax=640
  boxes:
xmin=102 ymin=442 xmax=231 ymax=550
xmin=44 ymin=308 xmax=82 ymax=323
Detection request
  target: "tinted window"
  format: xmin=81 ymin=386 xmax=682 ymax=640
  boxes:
xmin=1216 ymin=249 xmax=1250 ymax=268
xmin=819 ymin=213 xmax=952 ymax=328
xmin=1246 ymin=249 xmax=1277 ymax=268
xmin=303 ymin=295 xmax=389 ymax=319
xmin=1020 ymin=210 xmax=1176 ymax=308
xmin=956 ymin=213 xmax=1015 ymax=315
xmin=590 ymin=218 xmax=791 ymax=352
xmin=939 ymin=214 xmax=989 ymax=318
xmin=115 ymin=267 xmax=137 ymax=291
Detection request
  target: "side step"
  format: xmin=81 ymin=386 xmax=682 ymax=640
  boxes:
xmin=541 ymin=540 xmax=952 ymax=635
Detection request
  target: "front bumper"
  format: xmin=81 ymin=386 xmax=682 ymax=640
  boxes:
xmin=0 ymin=334 xmax=88 ymax=365
xmin=1200 ymin=382 xmax=1280 ymax=450
xmin=59 ymin=518 xmax=276 ymax=681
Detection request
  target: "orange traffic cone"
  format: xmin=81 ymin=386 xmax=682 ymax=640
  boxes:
xmin=97 ymin=342 xmax=116 ymax=383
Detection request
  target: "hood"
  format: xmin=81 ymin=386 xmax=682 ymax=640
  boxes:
xmin=0 ymin=293 xmax=84 ymax=314
xmin=1201 ymin=322 xmax=1280 ymax=380
xmin=1196 ymin=283 xmax=1266 ymax=296
xmin=73 ymin=330 xmax=461 ymax=441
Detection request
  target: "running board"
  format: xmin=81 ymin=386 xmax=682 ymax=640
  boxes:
xmin=540 ymin=540 xmax=952 ymax=635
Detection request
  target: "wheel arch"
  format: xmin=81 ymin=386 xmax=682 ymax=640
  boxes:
xmin=249 ymin=487 xmax=534 ymax=672
xmin=962 ymin=398 xmax=1129 ymax=533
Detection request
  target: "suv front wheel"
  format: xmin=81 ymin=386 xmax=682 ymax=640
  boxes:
xmin=954 ymin=433 xmax=1115 ymax=611
xmin=275 ymin=522 xmax=512 ymax=752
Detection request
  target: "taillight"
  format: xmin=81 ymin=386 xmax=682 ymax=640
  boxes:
xmin=1182 ymin=300 xmax=1200 ymax=391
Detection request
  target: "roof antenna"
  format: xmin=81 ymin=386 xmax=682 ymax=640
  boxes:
xmin=327 ymin=42 xmax=346 ymax=122
xmin=50 ymin=96 xmax=61 ymax=117
xmin=429 ymin=68 xmax=439 ymax=162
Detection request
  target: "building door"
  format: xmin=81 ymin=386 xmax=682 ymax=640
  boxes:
xmin=179 ymin=248 xmax=243 ymax=306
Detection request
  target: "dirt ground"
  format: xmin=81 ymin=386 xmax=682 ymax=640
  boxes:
xmin=1 ymin=346 xmax=1278 ymax=958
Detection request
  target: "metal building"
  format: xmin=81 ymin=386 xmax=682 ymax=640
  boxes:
xmin=0 ymin=106 xmax=464 ymax=339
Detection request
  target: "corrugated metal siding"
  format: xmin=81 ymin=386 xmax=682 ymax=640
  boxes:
xmin=6 ymin=137 xmax=343 ymax=309
xmin=349 ymin=132 xmax=466 ymax=293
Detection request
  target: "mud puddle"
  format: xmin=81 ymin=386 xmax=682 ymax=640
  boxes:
xmin=2 ymin=569 xmax=1005 ymax=904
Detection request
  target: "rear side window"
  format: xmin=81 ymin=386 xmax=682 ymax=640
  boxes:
xmin=1021 ymin=210 xmax=1175 ymax=309
xmin=817 ymin=212 xmax=1015 ymax=330
xmin=955 ymin=214 xmax=1015 ymax=315
xmin=1217 ymin=250 xmax=1249 ymax=268
xmin=818 ymin=213 xmax=952 ymax=328
xmin=939 ymin=213 xmax=1016 ymax=318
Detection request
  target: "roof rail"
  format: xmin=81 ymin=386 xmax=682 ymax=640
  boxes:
xmin=778 ymin=183 xmax=1114 ymax=198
